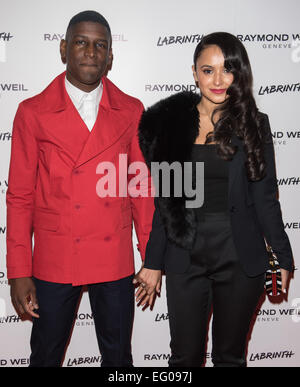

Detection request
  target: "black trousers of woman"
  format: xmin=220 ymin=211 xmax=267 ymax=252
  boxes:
xmin=166 ymin=212 xmax=265 ymax=367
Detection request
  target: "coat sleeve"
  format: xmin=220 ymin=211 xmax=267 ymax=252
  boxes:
xmin=249 ymin=113 xmax=294 ymax=272
xmin=128 ymin=101 xmax=155 ymax=261
xmin=143 ymin=198 xmax=167 ymax=270
xmin=6 ymin=102 xmax=39 ymax=279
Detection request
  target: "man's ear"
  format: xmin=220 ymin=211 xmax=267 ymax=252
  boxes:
xmin=105 ymin=48 xmax=113 ymax=76
xmin=60 ymin=39 xmax=67 ymax=64
xmin=108 ymin=48 xmax=113 ymax=67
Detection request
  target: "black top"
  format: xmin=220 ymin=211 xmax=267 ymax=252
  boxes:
xmin=191 ymin=144 xmax=229 ymax=214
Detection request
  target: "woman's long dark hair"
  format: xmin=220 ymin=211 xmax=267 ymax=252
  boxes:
xmin=193 ymin=32 xmax=266 ymax=181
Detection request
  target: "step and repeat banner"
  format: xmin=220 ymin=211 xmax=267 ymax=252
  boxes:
xmin=0 ymin=0 xmax=299 ymax=367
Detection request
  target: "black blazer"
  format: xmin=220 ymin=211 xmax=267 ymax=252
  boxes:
xmin=138 ymin=92 xmax=293 ymax=277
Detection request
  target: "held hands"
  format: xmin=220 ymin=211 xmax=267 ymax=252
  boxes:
xmin=10 ymin=277 xmax=39 ymax=318
xmin=133 ymin=266 xmax=162 ymax=308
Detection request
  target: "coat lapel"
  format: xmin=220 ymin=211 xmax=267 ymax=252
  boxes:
xmin=39 ymin=73 xmax=132 ymax=168
xmin=228 ymin=135 xmax=244 ymax=197
xmin=39 ymin=72 xmax=90 ymax=166
xmin=74 ymin=77 xmax=132 ymax=168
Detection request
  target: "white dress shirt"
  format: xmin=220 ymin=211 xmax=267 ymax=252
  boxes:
xmin=65 ymin=77 xmax=103 ymax=132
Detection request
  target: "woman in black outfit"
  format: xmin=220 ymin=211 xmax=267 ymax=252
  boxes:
xmin=133 ymin=32 xmax=294 ymax=367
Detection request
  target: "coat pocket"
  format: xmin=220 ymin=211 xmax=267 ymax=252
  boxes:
xmin=33 ymin=209 xmax=60 ymax=231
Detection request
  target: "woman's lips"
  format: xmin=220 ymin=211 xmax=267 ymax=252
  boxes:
xmin=210 ymin=89 xmax=227 ymax=94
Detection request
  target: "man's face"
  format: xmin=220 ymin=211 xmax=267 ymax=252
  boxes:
xmin=60 ymin=21 xmax=112 ymax=92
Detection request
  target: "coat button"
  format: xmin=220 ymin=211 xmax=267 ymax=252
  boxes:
xmin=75 ymin=204 xmax=81 ymax=210
xmin=230 ymin=206 xmax=236 ymax=213
xmin=104 ymin=236 xmax=111 ymax=242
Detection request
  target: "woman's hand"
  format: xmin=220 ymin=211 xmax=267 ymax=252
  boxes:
xmin=133 ymin=267 xmax=162 ymax=307
xmin=280 ymin=268 xmax=290 ymax=295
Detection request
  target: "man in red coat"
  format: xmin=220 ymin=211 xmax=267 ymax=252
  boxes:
xmin=6 ymin=11 xmax=154 ymax=367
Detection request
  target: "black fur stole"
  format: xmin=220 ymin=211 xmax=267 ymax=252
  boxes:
xmin=138 ymin=91 xmax=201 ymax=250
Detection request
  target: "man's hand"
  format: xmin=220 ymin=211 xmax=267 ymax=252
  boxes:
xmin=10 ymin=277 xmax=39 ymax=318
xmin=133 ymin=267 xmax=162 ymax=308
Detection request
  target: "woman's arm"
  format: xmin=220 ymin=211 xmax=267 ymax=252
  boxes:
xmin=133 ymin=199 xmax=167 ymax=306
xmin=249 ymin=114 xmax=294 ymax=290
xmin=144 ymin=200 xmax=167 ymax=270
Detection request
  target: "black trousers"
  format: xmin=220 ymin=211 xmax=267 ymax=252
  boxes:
xmin=166 ymin=212 xmax=264 ymax=367
xmin=29 ymin=274 xmax=134 ymax=367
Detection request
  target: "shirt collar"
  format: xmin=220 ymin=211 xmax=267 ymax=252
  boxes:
xmin=65 ymin=76 xmax=103 ymax=107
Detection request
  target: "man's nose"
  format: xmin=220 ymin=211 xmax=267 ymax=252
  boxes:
xmin=85 ymin=43 xmax=96 ymax=57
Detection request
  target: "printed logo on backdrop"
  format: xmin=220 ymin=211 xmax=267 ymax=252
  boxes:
xmin=249 ymin=350 xmax=296 ymax=363
xmin=0 ymin=313 xmax=22 ymax=324
xmin=0 ymin=358 xmax=29 ymax=367
xmin=156 ymin=33 xmax=300 ymax=50
xmin=272 ymin=130 xmax=300 ymax=146
xmin=238 ymin=33 xmax=300 ymax=64
xmin=155 ymin=305 xmax=300 ymax=324
xmin=277 ymin=177 xmax=300 ymax=186
xmin=44 ymin=33 xmax=128 ymax=42
xmin=75 ymin=312 xmax=94 ymax=327
xmin=65 ymin=355 xmax=101 ymax=367
xmin=0 ymin=271 xmax=8 ymax=286
xmin=154 ymin=312 xmax=169 ymax=322
xmin=237 ymin=33 xmax=300 ymax=50
xmin=157 ymin=34 xmax=204 ymax=46
xmin=144 ymin=353 xmax=170 ymax=361
xmin=0 ymin=32 xmax=26 ymax=90
xmin=0 ymin=84 xmax=28 ymax=96
xmin=0 ymin=132 xmax=11 ymax=141
xmin=164 ymin=351 xmax=296 ymax=364
xmin=145 ymin=84 xmax=197 ymax=93
xmin=284 ymin=221 xmax=300 ymax=231
xmin=0 ymin=32 xmax=13 ymax=41
xmin=255 ymin=306 xmax=300 ymax=323
xmin=258 ymin=82 xmax=300 ymax=96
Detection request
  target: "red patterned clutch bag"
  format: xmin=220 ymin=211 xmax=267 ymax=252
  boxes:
xmin=265 ymin=246 xmax=282 ymax=296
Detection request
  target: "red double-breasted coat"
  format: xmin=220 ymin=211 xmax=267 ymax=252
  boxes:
xmin=6 ymin=72 xmax=154 ymax=285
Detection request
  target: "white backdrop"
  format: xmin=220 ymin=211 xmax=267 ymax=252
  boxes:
xmin=0 ymin=0 xmax=299 ymax=367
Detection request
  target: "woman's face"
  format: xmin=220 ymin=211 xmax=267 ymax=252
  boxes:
xmin=192 ymin=44 xmax=234 ymax=106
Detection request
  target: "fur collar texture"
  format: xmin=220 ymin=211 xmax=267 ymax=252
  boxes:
xmin=138 ymin=91 xmax=202 ymax=250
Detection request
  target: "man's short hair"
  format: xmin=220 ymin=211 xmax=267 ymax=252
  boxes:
xmin=66 ymin=10 xmax=111 ymax=42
